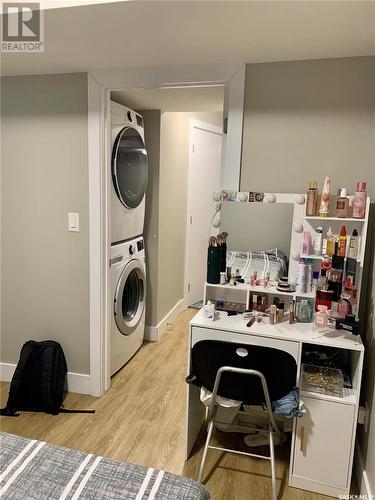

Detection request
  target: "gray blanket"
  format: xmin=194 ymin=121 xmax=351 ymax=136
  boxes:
xmin=0 ymin=432 xmax=209 ymax=500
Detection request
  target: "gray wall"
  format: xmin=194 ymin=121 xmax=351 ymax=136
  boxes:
xmin=142 ymin=110 xmax=161 ymax=327
xmin=1 ymin=73 xmax=90 ymax=374
xmin=240 ymin=56 xmax=375 ymax=493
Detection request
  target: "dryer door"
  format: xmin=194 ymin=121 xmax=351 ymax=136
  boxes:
xmin=114 ymin=259 xmax=146 ymax=335
xmin=112 ymin=126 xmax=148 ymax=209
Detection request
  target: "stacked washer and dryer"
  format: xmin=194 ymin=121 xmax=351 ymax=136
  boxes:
xmin=110 ymin=101 xmax=148 ymax=375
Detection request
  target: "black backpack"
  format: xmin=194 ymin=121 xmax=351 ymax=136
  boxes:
xmin=1 ymin=340 xmax=95 ymax=417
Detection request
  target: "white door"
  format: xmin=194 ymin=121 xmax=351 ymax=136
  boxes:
xmin=186 ymin=120 xmax=222 ymax=306
xmin=292 ymin=396 xmax=355 ymax=490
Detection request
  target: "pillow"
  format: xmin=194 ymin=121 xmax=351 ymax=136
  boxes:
xmin=226 ymin=249 xmax=288 ymax=283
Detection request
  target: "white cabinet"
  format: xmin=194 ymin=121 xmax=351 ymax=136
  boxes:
xmin=291 ymin=396 xmax=356 ymax=497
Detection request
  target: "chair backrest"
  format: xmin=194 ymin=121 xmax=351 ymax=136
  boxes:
xmin=191 ymin=340 xmax=297 ymax=404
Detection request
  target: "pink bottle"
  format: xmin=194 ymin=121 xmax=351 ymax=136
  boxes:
xmin=352 ymin=181 xmax=367 ymax=219
xmin=300 ymin=231 xmax=311 ymax=257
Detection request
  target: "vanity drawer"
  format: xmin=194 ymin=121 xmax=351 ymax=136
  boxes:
xmin=191 ymin=326 xmax=300 ymax=362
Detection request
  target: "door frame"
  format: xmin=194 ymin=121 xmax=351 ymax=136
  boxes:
xmin=88 ymin=64 xmax=245 ymax=397
xmin=184 ymin=119 xmax=223 ymax=307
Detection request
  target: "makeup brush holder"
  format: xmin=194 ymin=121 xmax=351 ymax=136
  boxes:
xmin=220 ymin=242 xmax=227 ymax=272
xmin=207 ymin=247 xmax=222 ymax=284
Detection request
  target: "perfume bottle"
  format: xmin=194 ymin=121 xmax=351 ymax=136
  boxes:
xmin=336 ymin=188 xmax=349 ymax=218
xmin=325 ymin=227 xmax=335 ymax=256
xmin=315 ymin=305 xmax=329 ymax=330
xmin=337 ymin=289 xmax=353 ymax=319
xmin=338 ymin=226 xmax=347 ymax=257
xmin=348 ymin=229 xmax=359 ymax=260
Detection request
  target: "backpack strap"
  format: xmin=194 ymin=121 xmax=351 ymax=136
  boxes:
xmin=0 ymin=408 xmax=20 ymax=417
xmin=58 ymin=408 xmax=95 ymax=414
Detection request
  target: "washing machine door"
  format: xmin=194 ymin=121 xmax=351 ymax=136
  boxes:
xmin=114 ymin=259 xmax=146 ymax=335
xmin=112 ymin=126 xmax=148 ymax=210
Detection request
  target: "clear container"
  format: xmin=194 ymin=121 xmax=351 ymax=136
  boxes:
xmin=296 ymin=299 xmax=313 ymax=323
xmin=302 ymin=364 xmax=344 ymax=398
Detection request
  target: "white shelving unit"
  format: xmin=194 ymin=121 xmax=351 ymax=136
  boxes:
xmin=211 ymin=191 xmax=370 ymax=315
xmin=301 ymin=194 xmax=370 ymax=317
xmin=204 ymin=281 xmax=315 ymax=307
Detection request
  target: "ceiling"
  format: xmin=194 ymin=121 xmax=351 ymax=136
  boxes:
xmin=111 ymin=86 xmax=224 ymax=112
xmin=2 ymin=1 xmax=375 ymax=76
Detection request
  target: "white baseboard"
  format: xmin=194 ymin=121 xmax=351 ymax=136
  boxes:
xmin=355 ymin=439 xmax=374 ymax=498
xmin=145 ymin=299 xmax=186 ymax=342
xmin=0 ymin=362 xmax=91 ymax=396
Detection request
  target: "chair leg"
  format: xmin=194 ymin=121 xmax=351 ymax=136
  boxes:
xmin=269 ymin=429 xmax=277 ymax=500
xmin=198 ymin=420 xmax=214 ymax=484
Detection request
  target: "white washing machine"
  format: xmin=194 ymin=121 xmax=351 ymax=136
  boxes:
xmin=110 ymin=236 xmax=146 ymax=375
xmin=111 ymin=101 xmax=148 ymax=244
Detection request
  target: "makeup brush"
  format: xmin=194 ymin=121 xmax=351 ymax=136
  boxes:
xmin=216 ymin=234 xmax=224 ymax=246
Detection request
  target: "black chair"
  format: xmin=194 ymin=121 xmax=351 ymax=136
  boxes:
xmin=190 ymin=340 xmax=297 ymax=500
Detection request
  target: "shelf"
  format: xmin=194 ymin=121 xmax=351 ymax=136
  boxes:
xmin=305 ymin=216 xmax=365 ymax=222
xmin=303 ymin=254 xmax=322 ymax=260
xmin=300 ymin=388 xmax=357 ymax=406
xmin=205 ymin=282 xmax=315 ymax=299
xmin=302 ymin=254 xmax=360 ymax=264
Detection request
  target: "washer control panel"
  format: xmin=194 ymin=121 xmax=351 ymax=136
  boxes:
xmin=110 ymin=237 xmax=145 ymax=267
xmin=137 ymin=239 xmax=144 ymax=252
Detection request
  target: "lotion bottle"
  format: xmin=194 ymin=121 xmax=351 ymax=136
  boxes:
xmin=313 ymin=226 xmax=323 ymax=256
xmin=306 ymin=181 xmax=318 ymax=216
xmin=352 ymin=181 xmax=367 ymax=219
xmin=319 ymin=176 xmax=331 ymax=217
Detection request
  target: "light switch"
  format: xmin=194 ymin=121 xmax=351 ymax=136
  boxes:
xmin=68 ymin=212 xmax=80 ymax=232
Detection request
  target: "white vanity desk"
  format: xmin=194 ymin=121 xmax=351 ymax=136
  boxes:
xmin=186 ymin=309 xmax=364 ymax=497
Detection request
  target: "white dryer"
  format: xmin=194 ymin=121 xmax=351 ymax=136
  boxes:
xmin=110 ymin=236 xmax=146 ymax=375
xmin=111 ymin=101 xmax=148 ymax=244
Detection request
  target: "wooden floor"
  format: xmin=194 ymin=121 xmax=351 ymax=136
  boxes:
xmin=1 ymin=308 xmax=347 ymax=499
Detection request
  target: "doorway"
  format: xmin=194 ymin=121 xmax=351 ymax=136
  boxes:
xmin=185 ymin=120 xmax=222 ymax=307
xmin=87 ymin=65 xmax=246 ymax=397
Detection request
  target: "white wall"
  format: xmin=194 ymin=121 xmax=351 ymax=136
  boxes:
xmin=1 ymin=73 xmax=90 ymax=374
xmin=157 ymin=111 xmax=223 ymax=322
